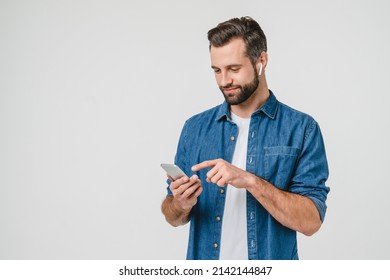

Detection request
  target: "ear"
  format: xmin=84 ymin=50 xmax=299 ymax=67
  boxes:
xmin=256 ymin=51 xmax=268 ymax=76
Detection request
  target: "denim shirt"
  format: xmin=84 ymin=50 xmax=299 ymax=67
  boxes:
xmin=167 ymin=91 xmax=330 ymax=260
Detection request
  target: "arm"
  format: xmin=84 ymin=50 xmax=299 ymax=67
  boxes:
xmin=247 ymin=173 xmax=321 ymax=236
xmin=161 ymin=175 xmax=203 ymax=227
xmin=192 ymin=159 xmax=320 ymax=236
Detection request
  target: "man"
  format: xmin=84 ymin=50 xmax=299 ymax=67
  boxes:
xmin=161 ymin=16 xmax=330 ymax=260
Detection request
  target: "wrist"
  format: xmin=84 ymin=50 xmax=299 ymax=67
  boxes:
xmin=246 ymin=173 xmax=263 ymax=193
xmin=172 ymin=197 xmax=192 ymax=213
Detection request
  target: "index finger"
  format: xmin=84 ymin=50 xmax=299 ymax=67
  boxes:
xmin=191 ymin=159 xmax=218 ymax=172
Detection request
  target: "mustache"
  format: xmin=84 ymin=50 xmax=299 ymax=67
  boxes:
xmin=220 ymin=85 xmax=241 ymax=90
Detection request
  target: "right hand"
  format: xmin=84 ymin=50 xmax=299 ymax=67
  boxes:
xmin=169 ymin=175 xmax=203 ymax=211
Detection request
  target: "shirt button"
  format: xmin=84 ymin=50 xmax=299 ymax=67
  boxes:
xmin=214 ymin=243 xmax=218 ymax=248
xmin=216 ymin=216 xmax=221 ymax=221
xmin=230 ymin=136 xmax=235 ymax=141
xmin=220 ymin=189 xmax=225 ymax=194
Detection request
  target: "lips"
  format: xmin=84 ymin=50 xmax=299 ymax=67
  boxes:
xmin=223 ymin=87 xmax=239 ymax=94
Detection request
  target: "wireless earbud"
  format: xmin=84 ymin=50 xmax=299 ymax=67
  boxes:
xmin=258 ymin=64 xmax=263 ymax=76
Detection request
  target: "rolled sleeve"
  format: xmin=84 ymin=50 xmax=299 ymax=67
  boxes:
xmin=166 ymin=120 xmax=189 ymax=197
xmin=289 ymin=120 xmax=330 ymax=222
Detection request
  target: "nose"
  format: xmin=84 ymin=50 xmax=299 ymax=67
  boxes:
xmin=220 ymin=71 xmax=233 ymax=87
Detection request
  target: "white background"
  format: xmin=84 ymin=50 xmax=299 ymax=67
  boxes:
xmin=1 ymin=0 xmax=389 ymax=259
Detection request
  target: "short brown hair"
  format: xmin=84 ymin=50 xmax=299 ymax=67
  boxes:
xmin=207 ymin=16 xmax=267 ymax=65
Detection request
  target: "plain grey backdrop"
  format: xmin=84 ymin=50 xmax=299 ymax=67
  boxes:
xmin=1 ymin=0 xmax=389 ymax=259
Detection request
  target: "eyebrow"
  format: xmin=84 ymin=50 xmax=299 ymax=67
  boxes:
xmin=211 ymin=64 xmax=243 ymax=70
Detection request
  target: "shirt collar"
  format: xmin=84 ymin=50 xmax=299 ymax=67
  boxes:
xmin=215 ymin=90 xmax=279 ymax=121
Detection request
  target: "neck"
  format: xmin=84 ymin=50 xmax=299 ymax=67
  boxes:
xmin=230 ymin=74 xmax=270 ymax=118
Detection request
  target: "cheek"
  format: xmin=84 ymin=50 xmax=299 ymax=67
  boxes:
xmin=214 ymin=74 xmax=220 ymax=84
xmin=233 ymin=74 xmax=247 ymax=86
xmin=214 ymin=74 xmax=224 ymax=86
xmin=240 ymin=70 xmax=256 ymax=84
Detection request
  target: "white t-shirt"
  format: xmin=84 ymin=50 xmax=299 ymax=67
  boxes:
xmin=219 ymin=112 xmax=250 ymax=260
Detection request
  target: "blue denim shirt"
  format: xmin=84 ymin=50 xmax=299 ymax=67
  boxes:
xmin=167 ymin=90 xmax=330 ymax=260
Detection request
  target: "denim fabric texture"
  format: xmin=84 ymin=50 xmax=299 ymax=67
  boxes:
xmin=166 ymin=90 xmax=330 ymax=260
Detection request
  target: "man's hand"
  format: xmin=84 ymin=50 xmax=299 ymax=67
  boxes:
xmin=192 ymin=159 xmax=253 ymax=189
xmin=169 ymin=175 xmax=203 ymax=211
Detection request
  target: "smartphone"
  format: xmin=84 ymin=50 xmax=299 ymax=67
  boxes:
xmin=160 ymin=163 xmax=188 ymax=180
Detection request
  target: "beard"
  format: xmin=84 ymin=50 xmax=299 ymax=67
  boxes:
xmin=219 ymin=70 xmax=259 ymax=105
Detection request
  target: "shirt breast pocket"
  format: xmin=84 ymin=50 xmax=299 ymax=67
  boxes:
xmin=264 ymin=146 xmax=300 ymax=190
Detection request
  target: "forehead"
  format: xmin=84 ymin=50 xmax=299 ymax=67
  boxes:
xmin=210 ymin=37 xmax=250 ymax=67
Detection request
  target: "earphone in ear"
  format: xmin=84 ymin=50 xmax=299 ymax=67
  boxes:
xmin=258 ymin=64 xmax=263 ymax=76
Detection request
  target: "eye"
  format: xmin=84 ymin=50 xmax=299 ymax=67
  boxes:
xmin=230 ymin=68 xmax=240 ymax=73
xmin=213 ymin=68 xmax=221 ymax=74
